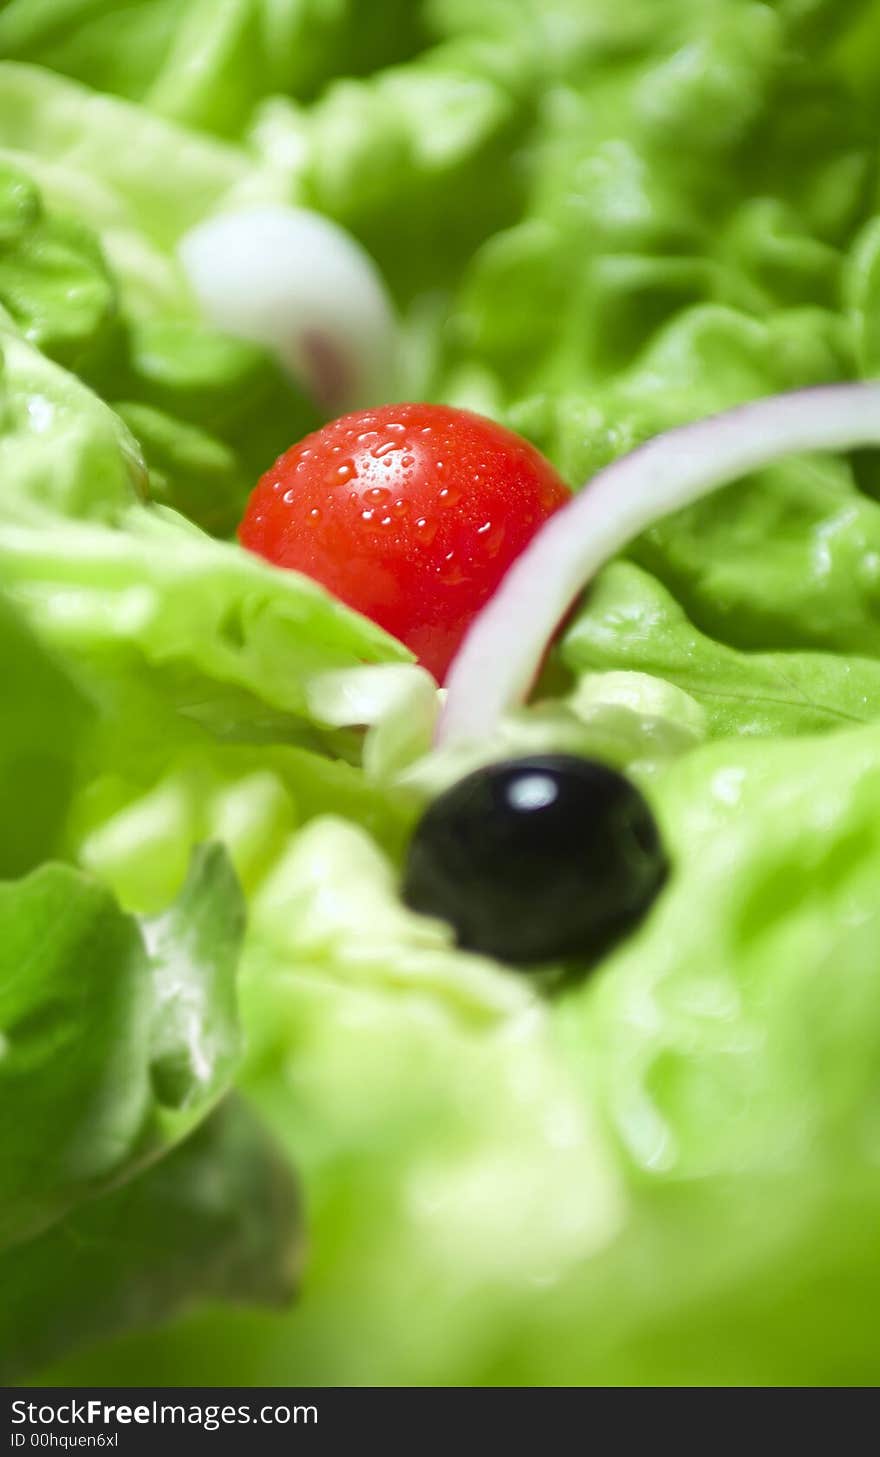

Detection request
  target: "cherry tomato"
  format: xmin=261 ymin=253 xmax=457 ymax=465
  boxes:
xmin=239 ymin=402 xmax=570 ymax=681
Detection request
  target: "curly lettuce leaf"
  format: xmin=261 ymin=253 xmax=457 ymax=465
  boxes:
xmin=0 ymin=307 xmax=146 ymax=522
xmin=0 ymin=503 xmax=414 ymax=919
xmin=0 ymin=505 xmax=410 ymax=721
xmin=563 ymin=560 xmax=880 ymax=738
xmin=441 ymin=4 xmax=880 ymax=674
xmin=0 ymin=139 xmax=318 ymax=534
xmin=250 ymin=38 xmax=531 ymax=303
xmin=0 ymin=162 xmax=118 ymax=376
xmin=0 ymin=0 xmax=426 ymax=138
xmin=0 ymin=62 xmax=263 ymax=247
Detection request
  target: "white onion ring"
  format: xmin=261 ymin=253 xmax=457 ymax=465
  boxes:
xmin=439 ymin=382 xmax=880 ymax=746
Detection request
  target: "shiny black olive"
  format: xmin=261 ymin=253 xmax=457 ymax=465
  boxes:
xmin=402 ymin=755 xmax=668 ymax=967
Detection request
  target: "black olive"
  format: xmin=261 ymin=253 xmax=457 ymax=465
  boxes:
xmin=402 ymin=754 xmax=668 ymax=967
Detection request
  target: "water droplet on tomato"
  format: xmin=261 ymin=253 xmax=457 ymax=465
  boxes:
xmin=484 ymin=523 xmax=506 ymax=556
xmin=438 ymin=549 xmax=467 ymax=585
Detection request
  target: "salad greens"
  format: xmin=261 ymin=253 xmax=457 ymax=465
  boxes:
xmin=3 ymin=0 xmax=880 ymax=1386
xmin=0 ymin=843 xmax=243 ymax=1250
xmin=0 ymin=1097 xmax=301 ymax=1384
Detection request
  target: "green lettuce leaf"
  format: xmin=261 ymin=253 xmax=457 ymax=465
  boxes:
xmin=0 ymin=62 xmax=264 ymax=247
xmin=0 ymin=504 xmax=410 ymax=734
xmin=0 ymin=1096 xmax=301 ymax=1384
xmin=0 ymin=306 xmax=146 ymax=522
xmin=0 ymin=504 xmax=413 ymax=921
xmin=0 ymin=1 xmax=425 ymax=139
xmin=563 ymin=560 xmax=880 ymax=739
xmin=0 ymin=591 xmax=92 ymax=877
xmin=0 ymin=137 xmax=318 ymax=534
xmin=0 ymin=161 xmax=118 ymax=375
xmin=0 ymin=843 xmax=243 ymax=1252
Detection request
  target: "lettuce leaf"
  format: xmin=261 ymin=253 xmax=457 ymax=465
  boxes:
xmin=0 ymin=611 xmax=300 ymax=1382
xmin=0 ymin=1 xmax=426 ymax=138
xmin=0 ymin=1097 xmax=301 ymax=1384
xmin=0 ymin=137 xmax=318 ymax=535
xmin=0 ymin=62 xmax=261 ymax=246
xmin=0 ymin=591 xmax=92 ymax=877
xmin=0 ymin=306 xmax=146 ymax=523
xmin=0 ymin=506 xmax=409 ymax=711
xmin=0 ymin=504 xmax=415 ymax=920
xmin=563 ymin=561 xmax=880 ymax=738
xmin=0 ymin=843 xmax=243 ymax=1253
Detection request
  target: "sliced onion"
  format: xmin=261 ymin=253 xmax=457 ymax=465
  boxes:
xmin=179 ymin=206 xmax=397 ymax=413
xmin=439 ymin=382 xmax=880 ymax=746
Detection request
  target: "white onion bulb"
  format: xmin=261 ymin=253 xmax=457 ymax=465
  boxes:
xmin=179 ymin=206 xmax=397 ymax=413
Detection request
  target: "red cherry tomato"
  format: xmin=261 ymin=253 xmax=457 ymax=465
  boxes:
xmin=239 ymin=403 xmax=570 ymax=681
